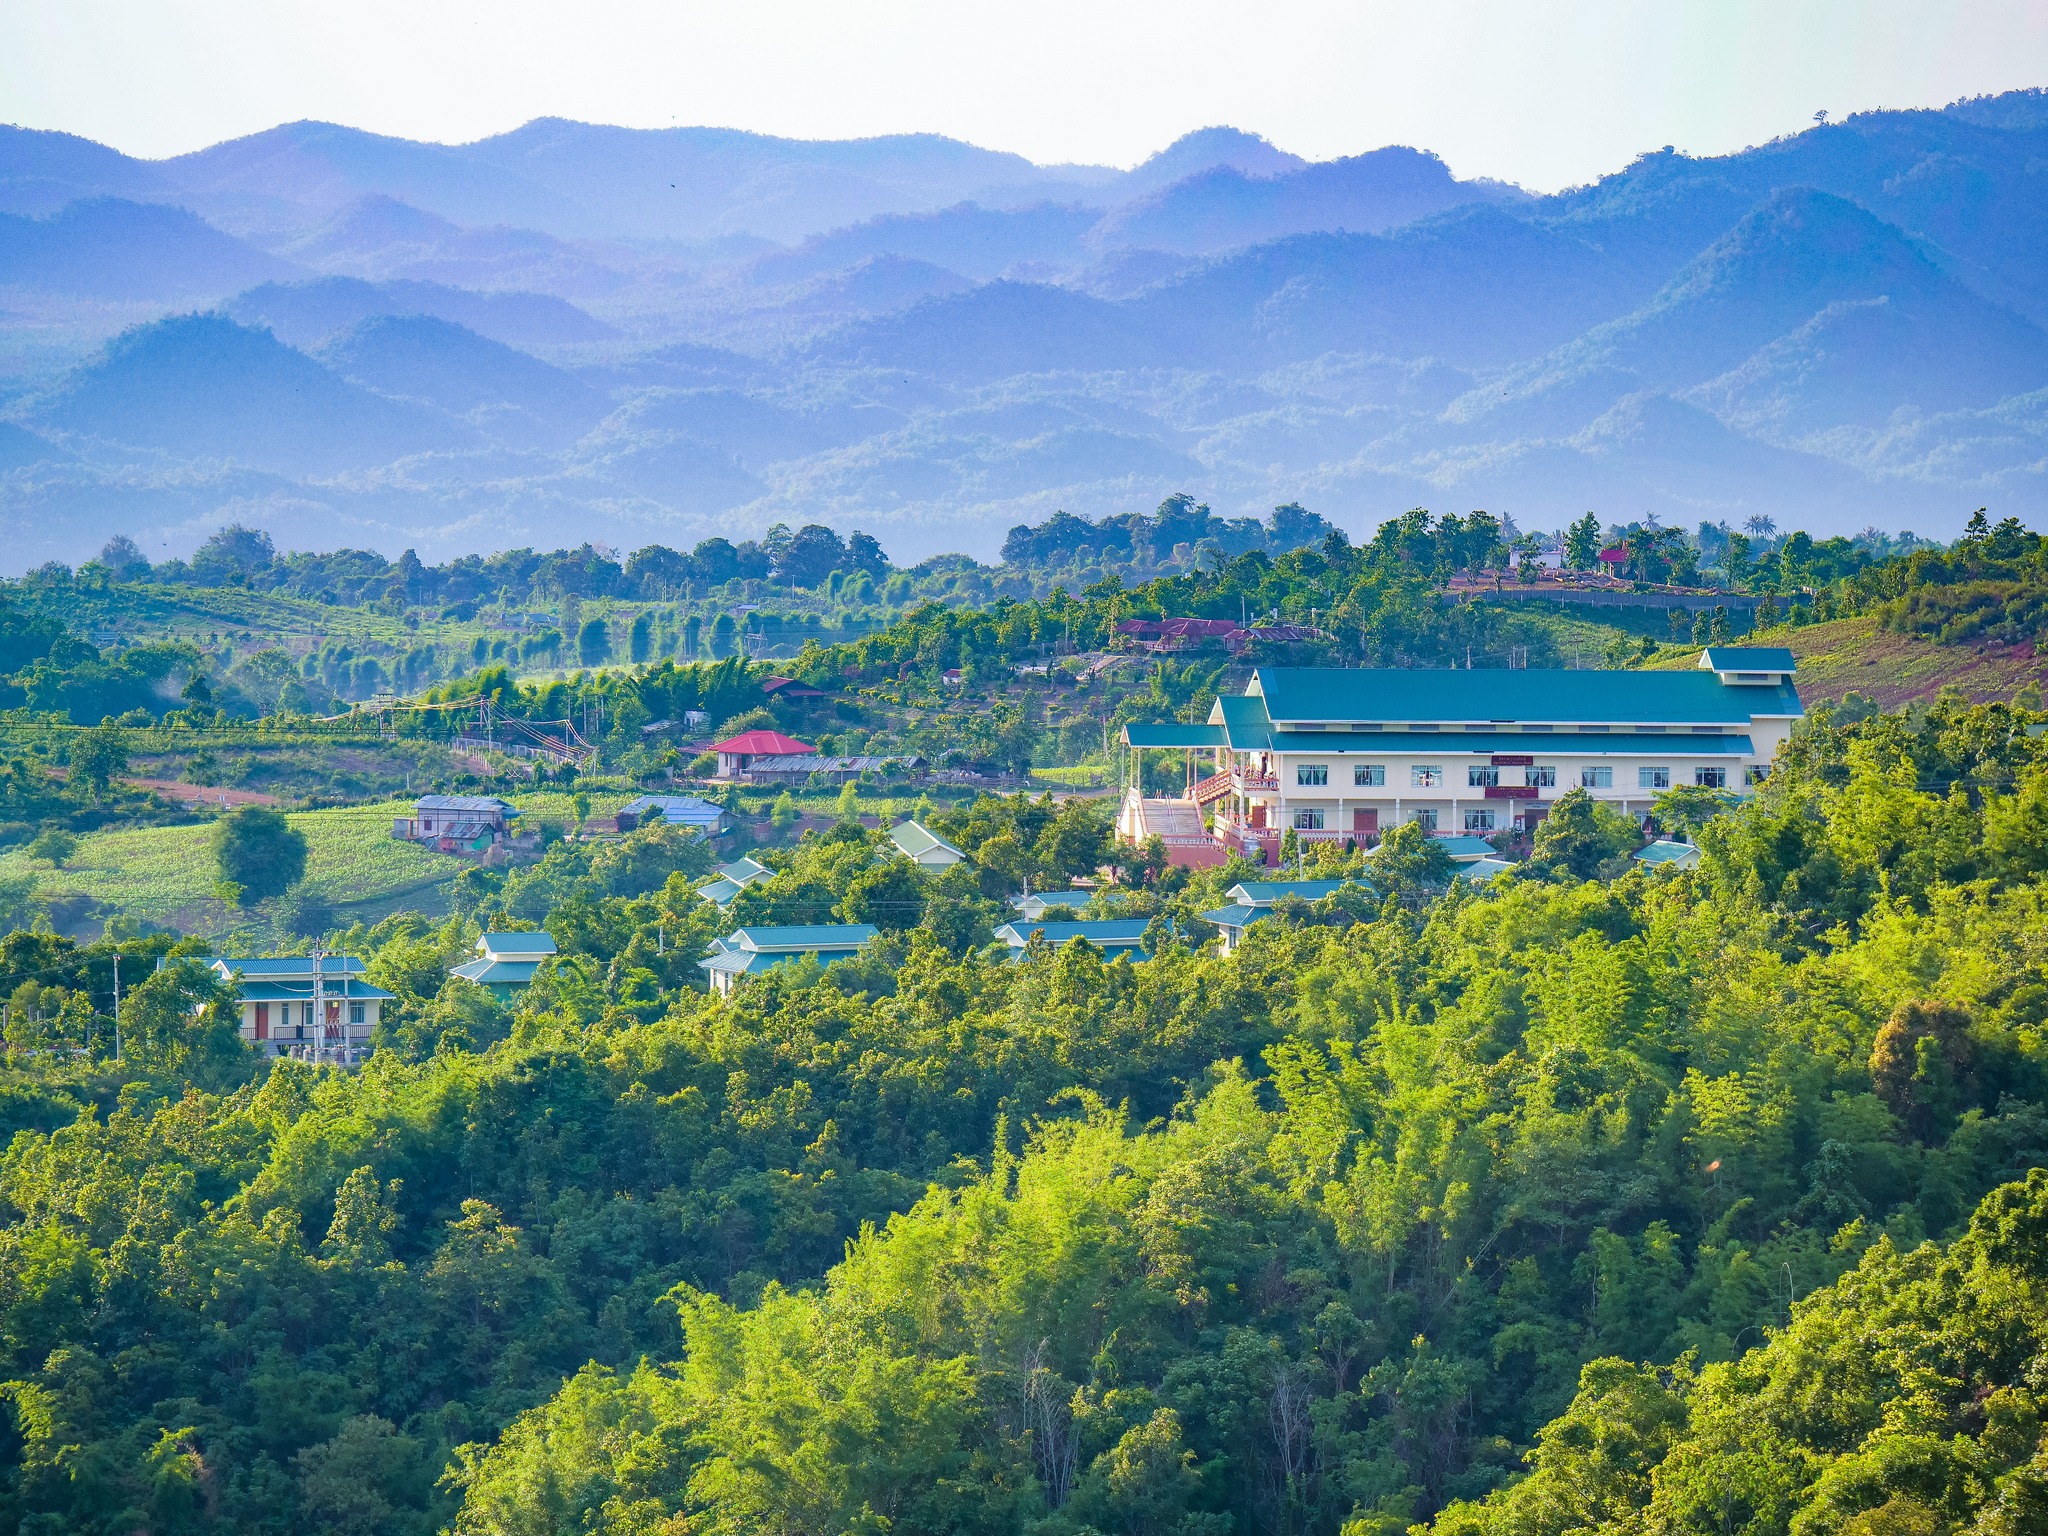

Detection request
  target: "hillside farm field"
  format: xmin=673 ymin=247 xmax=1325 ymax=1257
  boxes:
xmin=0 ymin=800 xmax=462 ymax=936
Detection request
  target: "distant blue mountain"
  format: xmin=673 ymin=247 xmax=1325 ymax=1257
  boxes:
xmin=1464 ymin=188 xmax=2048 ymax=433
xmin=5 ymin=95 xmax=2048 ymax=565
xmin=809 ymin=280 xmax=1171 ymax=380
xmin=747 ymin=203 xmax=1100 ymax=285
xmin=222 ymin=275 xmax=616 ymax=350
xmin=1089 ymin=147 xmax=1524 ymax=255
xmin=0 ymin=198 xmax=295 ymax=299
xmin=1115 ymin=128 xmax=1306 ymax=197
xmin=27 ymin=313 xmax=463 ymax=473
xmin=271 ymin=195 xmax=625 ymax=298
xmin=0 ymin=127 xmax=169 ymax=217
xmin=315 ymin=314 xmax=608 ymax=446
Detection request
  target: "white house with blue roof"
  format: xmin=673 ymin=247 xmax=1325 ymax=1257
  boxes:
xmin=1120 ymin=649 xmax=1800 ymax=862
xmin=210 ymin=955 xmax=394 ymax=1064
xmin=1011 ymin=889 xmax=1095 ymax=921
xmin=450 ymin=931 xmax=559 ymax=999
xmin=1200 ymin=879 xmax=1373 ymax=953
xmin=700 ymin=924 xmax=880 ymax=995
xmin=993 ymin=917 xmax=1157 ymax=961
xmin=696 ymin=856 xmax=773 ymax=909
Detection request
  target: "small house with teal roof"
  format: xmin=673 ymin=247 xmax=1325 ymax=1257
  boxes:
xmin=1633 ymin=839 xmax=1703 ymax=872
xmin=1200 ymin=878 xmax=1374 ymax=954
xmin=699 ymin=924 xmax=880 ymax=995
xmin=696 ymin=856 xmax=773 ymax=909
xmin=993 ymin=918 xmax=1157 ymax=962
xmin=1011 ymin=889 xmax=1094 ymax=921
xmin=889 ymin=819 xmax=965 ymax=867
xmin=451 ymin=931 xmax=559 ymax=999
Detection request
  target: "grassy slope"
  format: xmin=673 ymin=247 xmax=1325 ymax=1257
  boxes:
xmin=1646 ymin=616 xmax=2048 ymax=708
xmin=0 ymin=802 xmax=458 ymax=934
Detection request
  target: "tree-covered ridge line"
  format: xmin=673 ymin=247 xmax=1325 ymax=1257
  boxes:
xmin=0 ymin=503 xmax=2011 ymax=735
xmin=0 ymin=688 xmax=2041 ymax=1531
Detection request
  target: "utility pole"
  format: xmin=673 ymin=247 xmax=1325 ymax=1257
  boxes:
xmin=112 ymin=952 xmax=121 ymax=1062
xmin=311 ymin=945 xmax=326 ymax=1067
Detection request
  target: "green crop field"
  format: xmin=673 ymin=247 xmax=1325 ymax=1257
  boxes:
xmin=0 ymin=801 xmax=467 ymax=938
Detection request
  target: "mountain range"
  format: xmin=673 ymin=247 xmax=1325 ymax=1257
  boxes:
xmin=1 ymin=96 xmax=2047 ymax=568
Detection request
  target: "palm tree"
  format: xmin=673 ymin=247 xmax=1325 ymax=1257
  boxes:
xmin=1744 ymin=515 xmax=1777 ymax=538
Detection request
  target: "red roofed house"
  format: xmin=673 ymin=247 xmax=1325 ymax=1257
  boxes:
xmin=712 ymin=730 xmax=815 ymax=780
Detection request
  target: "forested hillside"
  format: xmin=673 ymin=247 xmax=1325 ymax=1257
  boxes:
xmin=0 ymin=681 xmax=2043 ymax=1532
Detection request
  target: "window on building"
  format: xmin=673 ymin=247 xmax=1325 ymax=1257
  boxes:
xmin=1353 ymin=763 xmax=1385 ymax=786
xmin=349 ymin=1002 xmax=365 ymax=1024
xmin=1695 ymin=767 xmax=1728 ymax=788
xmin=1745 ymin=764 xmax=1770 ymax=786
xmin=1297 ymin=764 xmax=1328 ymax=786
xmin=1293 ymin=809 xmax=1325 ymax=830
xmin=1582 ymin=766 xmax=1613 ymax=788
xmin=1411 ymin=765 xmax=1442 ymax=788
xmin=1639 ymin=766 xmax=1671 ymax=789
xmin=1468 ymin=765 xmax=1499 ymax=788
xmin=1413 ymin=808 xmax=1438 ymax=831
xmin=1529 ymin=765 xmax=1557 ymax=787
xmin=1464 ymin=809 xmax=1496 ymax=831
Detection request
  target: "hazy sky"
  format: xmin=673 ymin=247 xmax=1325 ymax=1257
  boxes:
xmin=5 ymin=0 xmax=2047 ymax=190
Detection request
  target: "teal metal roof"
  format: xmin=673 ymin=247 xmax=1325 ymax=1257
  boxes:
xmin=727 ymin=924 xmax=879 ymax=952
xmin=1634 ymin=839 xmax=1703 ymax=867
xmin=1701 ymin=647 xmax=1797 ymax=672
xmin=995 ymin=918 xmax=1154 ymax=949
xmin=478 ymin=931 xmax=556 ymax=957
xmin=696 ymin=877 xmax=745 ymax=907
xmin=215 ymin=956 xmax=367 ymax=977
xmin=1200 ymin=903 xmax=1264 ymax=929
xmin=1123 ymin=723 xmax=1226 ymax=748
xmin=1228 ymin=879 xmax=1367 ymax=905
xmin=1268 ymin=731 xmax=1756 ymax=756
xmin=700 ymin=946 xmax=861 ymax=979
xmin=451 ymin=958 xmax=543 ymax=986
xmin=1456 ymin=857 xmax=1520 ymax=882
xmin=232 ymin=979 xmax=396 ymax=1001
xmin=1013 ymin=890 xmax=1094 ymax=914
xmin=1214 ymin=693 xmax=1276 ymax=750
xmin=1251 ymin=667 xmax=1802 ymax=725
xmin=716 ymin=857 xmax=772 ymax=883
xmin=889 ymin=820 xmax=963 ymax=860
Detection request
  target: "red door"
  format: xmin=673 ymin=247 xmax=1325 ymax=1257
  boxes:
xmin=253 ymin=1003 xmax=268 ymax=1040
xmin=1352 ymin=808 xmax=1378 ymax=833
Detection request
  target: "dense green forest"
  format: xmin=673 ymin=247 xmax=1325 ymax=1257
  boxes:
xmin=0 ymin=507 xmax=2041 ymax=1532
xmin=0 ymin=683 xmax=2039 ymax=1533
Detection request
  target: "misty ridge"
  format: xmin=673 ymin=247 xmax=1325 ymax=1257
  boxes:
xmin=0 ymin=95 xmax=2047 ymax=571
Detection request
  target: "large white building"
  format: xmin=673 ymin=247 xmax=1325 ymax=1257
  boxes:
xmin=1121 ymin=648 xmax=1801 ymax=862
